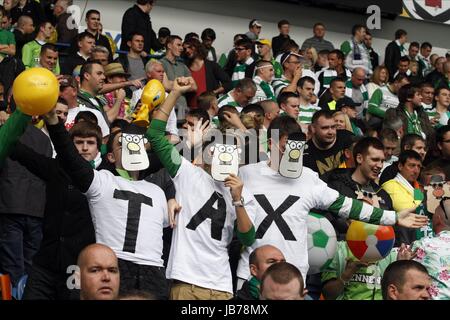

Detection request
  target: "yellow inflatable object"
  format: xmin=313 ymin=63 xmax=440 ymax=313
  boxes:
xmin=13 ymin=68 xmax=59 ymax=116
xmin=133 ymin=79 xmax=166 ymax=127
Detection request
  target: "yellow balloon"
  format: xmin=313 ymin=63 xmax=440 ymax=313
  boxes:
xmin=141 ymin=79 xmax=166 ymax=113
xmin=13 ymin=68 xmax=59 ymax=116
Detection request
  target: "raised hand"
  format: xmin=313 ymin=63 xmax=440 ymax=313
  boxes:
xmin=224 ymin=174 xmax=243 ymax=202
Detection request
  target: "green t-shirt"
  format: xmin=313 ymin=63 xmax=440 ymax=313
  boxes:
xmin=0 ymin=28 xmax=15 ymax=58
xmin=322 ymin=241 xmax=397 ymax=300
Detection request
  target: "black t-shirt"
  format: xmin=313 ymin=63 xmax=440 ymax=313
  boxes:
xmin=304 ymin=129 xmax=355 ymax=176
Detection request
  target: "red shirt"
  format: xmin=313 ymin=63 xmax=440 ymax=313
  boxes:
xmin=188 ymin=63 xmax=207 ymax=109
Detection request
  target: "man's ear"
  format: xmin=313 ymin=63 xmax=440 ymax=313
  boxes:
xmin=107 ymin=152 xmax=116 ymax=164
xmin=127 ymin=40 xmax=132 ymax=49
xmin=387 ymin=284 xmax=399 ymax=300
xmin=249 ymin=264 xmax=258 ymax=278
xmin=356 ymin=153 xmax=363 ymax=165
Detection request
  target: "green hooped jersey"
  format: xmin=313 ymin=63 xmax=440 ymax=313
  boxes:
xmin=322 ymin=241 xmax=397 ymax=300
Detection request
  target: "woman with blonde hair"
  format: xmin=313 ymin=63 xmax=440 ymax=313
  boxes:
xmin=333 ymin=111 xmax=353 ymax=133
xmin=367 ymin=66 xmax=389 ymax=99
xmin=304 ymin=47 xmax=318 ymax=71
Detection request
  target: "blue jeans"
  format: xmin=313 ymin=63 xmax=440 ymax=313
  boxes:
xmin=0 ymin=214 xmax=43 ymax=286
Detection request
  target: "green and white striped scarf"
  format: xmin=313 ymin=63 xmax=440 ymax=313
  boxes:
xmin=231 ymin=57 xmax=254 ymax=88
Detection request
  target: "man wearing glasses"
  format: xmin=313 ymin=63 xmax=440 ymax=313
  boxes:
xmin=272 ymin=51 xmax=319 ymax=97
xmin=231 ymin=39 xmax=256 ymax=88
xmin=430 ymin=125 xmax=450 ymax=179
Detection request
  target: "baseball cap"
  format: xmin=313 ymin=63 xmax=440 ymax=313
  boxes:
xmin=336 ymin=97 xmax=361 ymax=110
xmin=256 ymin=39 xmax=271 ymax=48
xmin=249 ymin=19 xmax=262 ymax=28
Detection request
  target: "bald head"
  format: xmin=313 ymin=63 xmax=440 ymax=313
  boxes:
xmin=78 ymin=244 xmax=120 ymax=300
xmin=249 ymin=244 xmax=286 ymax=280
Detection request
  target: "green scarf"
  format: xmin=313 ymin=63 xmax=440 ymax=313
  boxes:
xmin=249 ymin=276 xmax=261 ymax=299
xmin=259 ymin=80 xmax=276 ymax=101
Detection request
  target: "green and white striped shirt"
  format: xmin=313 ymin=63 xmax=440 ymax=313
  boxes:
xmin=299 ymin=103 xmax=321 ymax=124
xmin=231 ymin=57 xmax=254 ymax=88
xmin=368 ymin=85 xmax=399 ymax=118
xmin=272 ymin=75 xmax=291 ymax=97
xmin=251 ymin=76 xmax=276 ymax=103
xmin=218 ymin=91 xmax=242 ymax=112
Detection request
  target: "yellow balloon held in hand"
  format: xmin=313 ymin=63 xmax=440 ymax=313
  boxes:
xmin=133 ymin=79 xmax=166 ymax=127
xmin=12 ymin=68 xmax=59 ymax=116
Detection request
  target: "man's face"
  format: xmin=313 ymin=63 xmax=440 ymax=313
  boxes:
xmin=328 ymin=53 xmax=341 ymax=69
xmin=364 ymin=35 xmax=372 ymax=48
xmin=266 ymin=103 xmax=280 ymax=122
xmin=420 ymin=46 xmax=432 ymax=58
xmin=107 ymin=133 xmax=123 ymax=169
xmin=79 ymin=37 xmax=95 ymax=55
xmin=358 ymin=147 xmax=385 ymax=181
xmin=60 ymin=86 xmax=77 ymax=104
xmin=260 ymin=277 xmax=304 ymax=300
xmin=341 ymin=106 xmax=357 ymax=119
xmin=394 ymin=78 xmax=410 ymax=93
xmin=410 ymin=139 xmax=427 ymax=161
xmin=251 ymin=25 xmax=262 ymax=36
xmin=42 ymin=23 xmax=54 ymax=39
xmin=86 ymin=64 xmax=106 ymax=93
xmin=313 ymin=24 xmax=325 ymax=38
xmin=410 ymin=91 xmax=423 ymax=107
xmin=23 ymin=19 xmax=35 ymax=34
xmin=257 ymin=44 xmax=270 ymax=57
xmin=390 ymin=270 xmax=431 ymax=300
xmin=129 ymin=35 xmax=145 ymax=54
xmin=355 ymin=27 xmax=366 ymax=42
xmin=281 ymin=97 xmax=300 ymax=119
xmin=398 ymin=60 xmax=410 ymax=74
xmin=382 ymin=139 xmax=397 ymax=161
xmin=91 ymin=52 xmax=109 ymax=66
xmin=312 ymin=116 xmax=337 ymax=145
xmin=169 ymin=39 xmax=183 ymax=57
xmin=436 ymin=58 xmax=446 ymax=73
xmin=234 ymin=88 xmax=256 ymax=106
xmin=298 ymin=82 xmax=314 ymax=101
xmin=202 ymin=37 xmax=214 ymax=49
xmin=409 ymin=46 xmax=419 ymax=59
xmin=235 ymin=46 xmax=251 ymax=63
xmin=399 ymin=158 xmax=422 ymax=184
xmin=73 ymin=136 xmax=99 ymax=161
xmin=284 ymin=55 xmax=301 ymax=74
xmin=258 ymin=64 xmax=274 ymax=82
xmin=79 ymin=248 xmax=120 ymax=300
xmin=53 ymin=1 xmax=65 ymax=16
xmin=421 ymin=86 xmax=434 ymax=105
xmin=438 ymin=131 xmax=450 ymax=158
xmin=148 ymin=64 xmax=164 ymax=82
xmin=279 ymin=24 xmax=290 ymax=36
xmin=55 ymin=102 xmax=68 ymax=123
xmin=330 ymin=81 xmax=346 ymax=100
xmin=183 ymin=43 xmax=195 ymax=59
xmin=352 ymin=70 xmax=366 ymax=88
xmin=435 ymin=89 xmax=450 ymax=108
xmin=40 ymin=49 xmax=58 ymax=71
xmin=1 ymin=16 xmax=11 ymax=29
xmin=108 ymin=75 xmax=127 ymax=84
xmin=86 ymin=13 xmax=100 ymax=32
xmin=251 ymin=248 xmax=286 ymax=280
xmin=182 ymin=115 xmax=200 ymax=130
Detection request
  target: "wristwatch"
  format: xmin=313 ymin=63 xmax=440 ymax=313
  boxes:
xmin=233 ymin=197 xmax=245 ymax=207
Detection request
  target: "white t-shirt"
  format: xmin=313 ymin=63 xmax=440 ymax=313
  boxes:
xmin=86 ymin=170 xmax=169 ymax=266
xmin=65 ymin=106 xmax=110 ymax=138
xmin=167 ymin=158 xmax=257 ymax=294
xmin=237 ymin=161 xmax=396 ymax=281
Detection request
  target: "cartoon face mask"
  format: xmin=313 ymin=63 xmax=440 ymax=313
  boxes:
xmin=120 ymin=133 xmax=149 ymax=172
xmin=424 ymin=175 xmax=450 ymax=214
xmin=355 ymin=186 xmax=381 ymax=208
xmin=210 ymin=143 xmax=240 ymax=182
xmin=279 ymin=134 xmax=307 ymax=179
